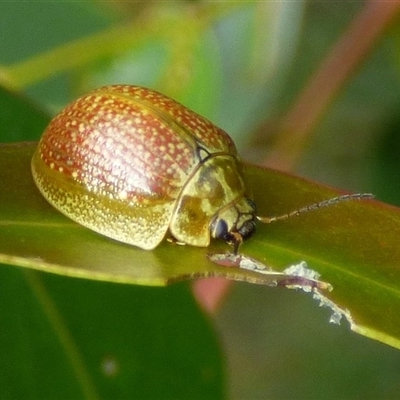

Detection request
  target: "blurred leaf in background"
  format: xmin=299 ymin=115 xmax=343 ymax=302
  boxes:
xmin=1 ymin=1 xmax=400 ymax=399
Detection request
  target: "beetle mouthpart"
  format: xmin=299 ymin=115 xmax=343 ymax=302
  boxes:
xmin=228 ymin=232 xmax=243 ymax=255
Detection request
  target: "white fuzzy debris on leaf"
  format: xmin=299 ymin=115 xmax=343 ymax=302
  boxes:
xmin=313 ymin=289 xmax=354 ymax=326
xmin=207 ymin=254 xmax=331 ymax=291
xmin=208 ymin=253 xmax=354 ymax=326
xmin=281 ymin=261 xmax=332 ymax=292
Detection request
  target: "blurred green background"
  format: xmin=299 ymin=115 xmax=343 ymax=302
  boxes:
xmin=1 ymin=1 xmax=400 ymax=399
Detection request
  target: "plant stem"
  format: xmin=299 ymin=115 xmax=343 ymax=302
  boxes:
xmin=264 ymin=0 xmax=400 ymax=171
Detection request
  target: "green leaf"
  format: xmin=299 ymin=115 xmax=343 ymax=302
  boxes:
xmin=1 ymin=142 xmax=400 ymax=350
xmin=0 ymin=266 xmax=224 ymax=399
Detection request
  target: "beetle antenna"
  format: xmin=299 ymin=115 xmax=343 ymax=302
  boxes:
xmin=257 ymin=193 xmax=374 ymax=224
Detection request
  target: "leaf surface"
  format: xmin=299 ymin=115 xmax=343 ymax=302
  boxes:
xmin=1 ymin=142 xmax=400 ymax=349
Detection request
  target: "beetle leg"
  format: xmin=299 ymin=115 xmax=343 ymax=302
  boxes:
xmin=166 ymin=236 xmax=187 ymax=246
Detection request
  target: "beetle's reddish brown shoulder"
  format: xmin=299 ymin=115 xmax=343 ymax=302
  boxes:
xmin=91 ymin=85 xmax=237 ymax=156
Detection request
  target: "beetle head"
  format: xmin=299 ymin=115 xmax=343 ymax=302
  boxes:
xmin=210 ymin=197 xmax=256 ymax=254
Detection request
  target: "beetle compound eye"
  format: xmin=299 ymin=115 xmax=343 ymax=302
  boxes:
xmin=211 ymin=218 xmax=229 ymax=240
